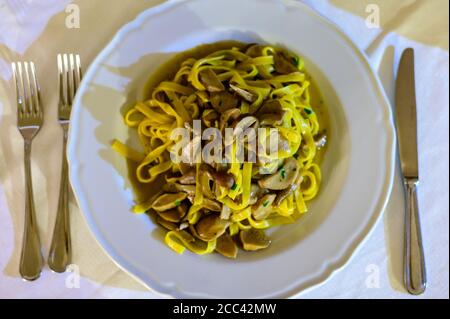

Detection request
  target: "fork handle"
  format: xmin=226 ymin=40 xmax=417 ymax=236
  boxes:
xmin=404 ymin=178 xmax=427 ymax=295
xmin=48 ymin=126 xmax=72 ymax=272
xmin=20 ymin=141 xmax=43 ymax=280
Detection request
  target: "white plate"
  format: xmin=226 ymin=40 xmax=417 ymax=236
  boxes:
xmin=68 ymin=0 xmax=395 ymax=298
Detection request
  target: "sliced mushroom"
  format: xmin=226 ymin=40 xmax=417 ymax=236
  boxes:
xmin=195 ymin=215 xmax=230 ymax=241
xmin=151 ymin=192 xmax=187 ymax=212
xmin=163 ymin=182 xmax=196 ymax=196
xmin=212 ymin=171 xmax=235 ymax=189
xmin=273 ymin=51 xmax=298 ymax=74
xmin=156 ymin=216 xmax=178 ymax=231
xmin=157 ymin=202 xmax=187 ymax=222
xmin=314 ymin=131 xmax=327 ymax=149
xmin=252 ymin=194 xmax=276 ymax=220
xmin=200 ymin=164 xmax=235 ymax=189
xmin=202 ymin=109 xmax=219 ymax=128
xmin=259 ymin=114 xmax=285 ymax=126
xmin=239 ymin=229 xmax=271 ymax=251
xmin=275 ymin=172 xmax=304 ymax=205
xmin=202 ymin=198 xmax=222 ymax=212
xmin=245 ymin=44 xmax=264 ymax=57
xmin=178 ymin=162 xmax=194 ymax=175
xmin=210 ymin=91 xmax=238 ymax=113
xmin=166 ymin=170 xmax=196 ymax=185
xmin=220 ymin=108 xmax=241 ymax=131
xmin=189 ymin=223 xmax=202 ymax=240
xmin=229 ymin=83 xmax=257 ymax=102
xmin=199 ymin=68 xmax=225 ymax=92
xmin=258 ymin=158 xmax=299 ymax=190
xmin=232 ymin=116 xmax=259 ymax=136
xmin=257 ymin=99 xmax=283 ymax=115
xmin=255 ymin=99 xmax=286 ymax=126
xmin=248 ymin=183 xmax=268 ymax=205
xmin=216 ymin=233 xmax=238 ymax=258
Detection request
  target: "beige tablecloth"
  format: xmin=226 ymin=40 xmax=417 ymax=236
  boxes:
xmin=0 ymin=0 xmax=448 ymax=298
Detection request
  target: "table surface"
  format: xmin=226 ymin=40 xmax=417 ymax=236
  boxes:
xmin=0 ymin=0 xmax=448 ymax=299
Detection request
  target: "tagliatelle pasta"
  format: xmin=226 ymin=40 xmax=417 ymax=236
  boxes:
xmin=112 ymin=41 xmax=327 ymax=258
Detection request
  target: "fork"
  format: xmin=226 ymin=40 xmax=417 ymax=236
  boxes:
xmin=48 ymin=54 xmax=81 ymax=272
xmin=12 ymin=61 xmax=44 ymax=281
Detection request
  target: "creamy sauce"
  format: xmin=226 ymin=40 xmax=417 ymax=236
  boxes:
xmin=129 ymin=41 xmax=330 ymax=202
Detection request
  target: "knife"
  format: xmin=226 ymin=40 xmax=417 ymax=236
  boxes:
xmin=395 ymin=48 xmax=426 ymax=295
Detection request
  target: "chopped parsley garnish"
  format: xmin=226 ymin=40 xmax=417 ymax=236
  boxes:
xmin=280 ymin=168 xmax=286 ymax=179
xmin=174 ymin=200 xmax=181 ymax=206
xmin=263 ymin=200 xmax=270 ymax=207
xmin=231 ymin=183 xmax=238 ymax=191
xmin=304 ymin=108 xmax=313 ymax=115
xmin=292 ymin=56 xmax=300 ymax=67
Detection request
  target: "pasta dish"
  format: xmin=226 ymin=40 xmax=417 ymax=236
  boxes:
xmin=112 ymin=42 xmax=327 ymax=258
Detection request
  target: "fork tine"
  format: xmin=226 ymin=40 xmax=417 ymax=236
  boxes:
xmin=12 ymin=62 xmax=25 ymax=116
xmin=20 ymin=62 xmax=31 ymax=114
xmin=76 ymin=54 xmax=82 ymax=82
xmin=63 ymin=54 xmax=73 ymax=106
xmin=57 ymin=54 xmax=66 ymax=107
xmin=69 ymin=54 xmax=75 ymax=105
xmin=72 ymin=54 xmax=81 ymax=94
xmin=27 ymin=62 xmax=40 ymax=116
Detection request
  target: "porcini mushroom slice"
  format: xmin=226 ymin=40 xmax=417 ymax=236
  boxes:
xmin=179 ymin=170 xmax=196 ymax=184
xmin=202 ymin=109 xmax=219 ymax=128
xmin=166 ymin=170 xmax=196 ymax=185
xmin=248 ymin=183 xmax=268 ymax=205
xmin=258 ymin=158 xmax=299 ymax=190
xmin=178 ymin=162 xmax=193 ymax=175
xmin=220 ymin=108 xmax=241 ymax=131
xmin=273 ymin=51 xmax=298 ymax=74
xmin=195 ymin=215 xmax=230 ymax=241
xmin=199 ymin=68 xmax=225 ymax=92
xmin=202 ymin=198 xmax=222 ymax=212
xmin=233 ymin=116 xmax=259 ymax=136
xmin=274 ymin=174 xmax=303 ymax=206
xmin=151 ymin=193 xmax=187 ymax=212
xmin=245 ymin=44 xmax=264 ymax=57
xmin=216 ymin=233 xmax=238 ymax=259
xmin=229 ymin=83 xmax=257 ymax=102
xmin=158 ymin=202 xmax=187 ymax=222
xmin=252 ymin=194 xmax=276 ymax=220
xmin=256 ymin=100 xmax=286 ymax=126
xmin=212 ymin=171 xmax=235 ymax=189
xmin=257 ymin=99 xmax=283 ymax=115
xmin=156 ymin=216 xmax=178 ymax=231
xmin=163 ymin=183 xmax=196 ymax=196
xmin=210 ymin=91 xmax=238 ymax=113
xmin=239 ymin=229 xmax=271 ymax=251
xmin=259 ymin=113 xmax=285 ymax=126
xmin=200 ymin=164 xmax=235 ymax=189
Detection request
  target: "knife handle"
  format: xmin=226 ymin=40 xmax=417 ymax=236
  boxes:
xmin=404 ymin=178 xmax=426 ymax=295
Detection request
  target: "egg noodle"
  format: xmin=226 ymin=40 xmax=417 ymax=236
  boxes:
xmin=112 ymin=43 xmax=324 ymax=258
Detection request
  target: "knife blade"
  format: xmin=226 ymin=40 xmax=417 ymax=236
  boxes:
xmin=395 ymin=48 xmax=426 ymax=295
xmin=395 ymin=48 xmax=419 ymax=179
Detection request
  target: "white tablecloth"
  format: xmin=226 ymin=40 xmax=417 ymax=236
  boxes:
xmin=0 ymin=0 xmax=448 ymax=299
